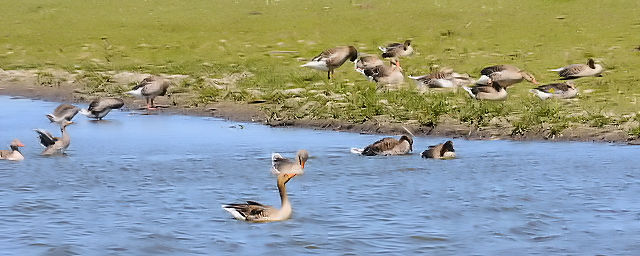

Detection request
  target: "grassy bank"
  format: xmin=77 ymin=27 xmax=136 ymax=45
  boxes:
xmin=2 ymin=0 xmax=640 ymax=140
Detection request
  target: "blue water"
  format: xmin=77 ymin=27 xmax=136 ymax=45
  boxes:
xmin=0 ymin=95 xmax=639 ymax=255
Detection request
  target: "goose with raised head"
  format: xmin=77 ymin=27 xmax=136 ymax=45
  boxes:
xmin=351 ymin=135 xmax=413 ymax=156
xmin=271 ymin=149 xmax=309 ymax=175
xmin=358 ymin=59 xmax=404 ymax=85
xmin=421 ymin=140 xmax=456 ymax=159
xmin=479 ymin=64 xmax=538 ymax=87
xmin=222 ymin=172 xmax=298 ymax=222
xmin=379 ymin=40 xmax=413 ymax=67
xmin=46 ymin=104 xmax=79 ymax=125
xmin=0 ymin=139 xmax=25 ymax=161
xmin=530 ymin=81 xmax=578 ymax=100
xmin=34 ymin=120 xmax=74 ymax=155
xmin=549 ymin=58 xmax=604 ymax=79
xmin=301 ymin=46 xmax=358 ymax=79
xmin=462 ymin=80 xmax=508 ymax=101
xmin=79 ymin=98 xmax=124 ymax=120
xmin=126 ymin=76 xmax=171 ymax=109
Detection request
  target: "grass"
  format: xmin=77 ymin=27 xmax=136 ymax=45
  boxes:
xmin=2 ymin=0 xmax=640 ymax=138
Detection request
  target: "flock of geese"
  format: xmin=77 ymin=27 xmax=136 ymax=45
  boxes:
xmin=1 ymin=39 xmax=606 ymax=222
xmin=301 ymin=40 xmax=604 ymax=100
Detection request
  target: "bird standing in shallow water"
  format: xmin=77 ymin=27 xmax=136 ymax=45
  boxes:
xmin=79 ymin=98 xmax=124 ymax=120
xmin=46 ymin=104 xmax=79 ymax=126
xmin=126 ymin=76 xmax=171 ymax=109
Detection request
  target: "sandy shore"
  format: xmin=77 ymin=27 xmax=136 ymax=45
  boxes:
xmin=0 ymin=69 xmax=637 ymax=145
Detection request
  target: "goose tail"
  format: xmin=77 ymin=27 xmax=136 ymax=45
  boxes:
xmin=350 ymin=148 xmax=364 ymax=155
xmin=549 ymin=67 xmax=564 ymax=72
xmin=221 ymin=205 xmax=247 ymax=220
xmin=79 ymin=109 xmax=91 ymax=117
xmin=462 ymin=86 xmax=476 ymax=99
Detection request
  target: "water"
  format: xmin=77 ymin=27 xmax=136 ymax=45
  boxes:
xmin=0 ymin=95 xmax=639 ymax=255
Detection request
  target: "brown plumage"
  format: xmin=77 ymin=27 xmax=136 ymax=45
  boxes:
xmin=79 ymin=98 xmax=125 ymax=120
xmin=126 ymin=76 xmax=171 ymax=109
xmin=0 ymin=139 xmax=25 ymax=161
xmin=550 ymin=58 xmax=604 ymax=79
xmin=46 ymin=104 xmax=79 ymax=125
xmin=301 ymin=46 xmax=358 ymax=79
xmin=421 ymin=141 xmax=456 ymax=159
xmin=356 ymin=135 xmax=413 ymax=156
xmin=222 ymin=173 xmax=297 ymax=222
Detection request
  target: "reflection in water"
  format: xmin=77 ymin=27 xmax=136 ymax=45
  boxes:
xmin=0 ymin=96 xmax=639 ymax=255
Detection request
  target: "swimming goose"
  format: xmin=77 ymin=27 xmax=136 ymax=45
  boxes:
xmin=126 ymin=76 xmax=171 ymax=109
xmin=271 ymin=149 xmax=309 ymax=175
xmin=358 ymin=59 xmax=404 ymax=85
xmin=0 ymin=139 xmax=25 ymax=161
xmin=462 ymin=80 xmax=507 ymax=101
xmin=421 ymin=140 xmax=456 ymax=159
xmin=351 ymin=135 xmax=413 ymax=156
xmin=46 ymin=104 xmax=79 ymax=125
xmin=222 ymin=172 xmax=297 ymax=222
xmin=549 ymin=58 xmax=604 ymax=79
xmin=530 ymin=81 xmax=578 ymax=100
xmin=479 ymin=65 xmax=538 ymax=87
xmin=354 ymin=55 xmax=384 ymax=71
xmin=408 ymin=70 xmax=473 ymax=88
xmin=301 ymin=46 xmax=358 ymax=79
xmin=35 ymin=120 xmax=74 ymax=155
xmin=79 ymin=98 xmax=124 ymax=120
xmin=379 ymin=40 xmax=413 ymax=67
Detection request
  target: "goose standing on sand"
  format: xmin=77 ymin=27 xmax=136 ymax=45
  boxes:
xmin=379 ymin=40 xmax=413 ymax=67
xmin=271 ymin=149 xmax=309 ymax=175
xmin=34 ymin=120 xmax=74 ymax=155
xmin=478 ymin=65 xmax=538 ymax=87
xmin=549 ymin=58 xmax=604 ymax=79
xmin=126 ymin=76 xmax=171 ymax=109
xmin=421 ymin=140 xmax=456 ymax=159
xmin=46 ymin=104 xmax=79 ymax=125
xmin=301 ymin=46 xmax=358 ymax=79
xmin=0 ymin=139 xmax=25 ymax=161
xmin=462 ymin=80 xmax=508 ymax=101
xmin=530 ymin=81 xmax=578 ymax=100
xmin=354 ymin=55 xmax=384 ymax=72
xmin=358 ymin=59 xmax=404 ymax=85
xmin=222 ymin=172 xmax=298 ymax=222
xmin=352 ymin=135 xmax=413 ymax=156
xmin=408 ymin=69 xmax=473 ymax=88
xmin=79 ymin=98 xmax=124 ymax=120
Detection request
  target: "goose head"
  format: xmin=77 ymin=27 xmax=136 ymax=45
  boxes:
xmin=277 ymin=172 xmax=297 ymax=185
xmin=565 ymin=80 xmax=576 ymax=89
xmin=61 ymin=121 xmax=74 ymax=130
xmin=347 ymin=46 xmax=358 ymax=62
xmin=296 ymin=149 xmax=309 ymax=169
xmin=10 ymin=139 xmax=25 ymax=151
xmin=403 ymin=40 xmax=412 ymax=50
xmin=587 ymin=58 xmax=596 ymax=69
xmin=521 ymin=72 xmax=539 ymax=84
xmin=399 ymin=135 xmax=413 ymax=152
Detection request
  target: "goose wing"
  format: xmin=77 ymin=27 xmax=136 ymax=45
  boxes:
xmin=53 ymin=104 xmax=80 ymax=120
xmin=222 ymin=201 xmax=276 ymax=221
xmin=361 ymin=137 xmax=400 ymax=156
xmin=141 ymin=78 xmax=170 ymax=97
xmin=34 ymin=129 xmax=57 ymax=148
xmin=271 ymin=153 xmax=292 ymax=174
xmin=558 ymin=64 xmax=587 ymax=77
xmin=90 ymin=98 xmax=124 ymax=112
xmin=534 ymin=83 xmax=570 ymax=93
xmin=480 ymin=65 xmax=519 ymax=76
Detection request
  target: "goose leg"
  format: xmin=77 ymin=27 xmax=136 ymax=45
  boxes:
xmin=148 ymin=98 xmax=157 ymax=110
xmin=327 ymin=70 xmax=331 ymax=79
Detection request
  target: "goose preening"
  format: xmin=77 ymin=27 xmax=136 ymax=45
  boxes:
xmin=351 ymin=134 xmax=413 ymax=156
xmin=301 ymin=46 xmax=358 ymax=79
xmin=379 ymin=40 xmax=413 ymax=67
xmin=0 ymin=139 xmax=25 ymax=161
xmin=530 ymin=81 xmax=578 ymax=100
xmin=421 ymin=140 xmax=456 ymax=159
xmin=46 ymin=104 xmax=79 ymax=125
xmin=222 ymin=172 xmax=298 ymax=222
xmin=408 ymin=69 xmax=473 ymax=88
xmin=462 ymin=80 xmax=508 ymax=101
xmin=357 ymin=59 xmax=404 ymax=85
xmin=271 ymin=149 xmax=309 ymax=175
xmin=126 ymin=76 xmax=171 ymax=109
xmin=79 ymin=98 xmax=124 ymax=120
xmin=549 ymin=58 xmax=604 ymax=79
xmin=34 ymin=120 xmax=74 ymax=155
xmin=478 ymin=65 xmax=538 ymax=87
xmin=354 ymin=55 xmax=384 ymax=72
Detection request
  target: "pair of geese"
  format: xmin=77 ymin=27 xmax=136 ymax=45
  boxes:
xmin=300 ymin=40 xmax=413 ymax=83
xmin=1 ymin=76 xmax=170 ymax=159
xmin=222 ymin=134 xmax=454 ymax=223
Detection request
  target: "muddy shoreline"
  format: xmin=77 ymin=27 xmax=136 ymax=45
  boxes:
xmin=0 ymin=69 xmax=637 ymax=145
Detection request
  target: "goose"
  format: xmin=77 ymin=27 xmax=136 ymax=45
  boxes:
xmin=351 ymin=135 xmax=413 ymax=156
xmin=408 ymin=69 xmax=473 ymax=88
xmin=479 ymin=65 xmax=538 ymax=87
xmin=354 ymin=55 xmax=384 ymax=72
xmin=222 ymin=172 xmax=298 ymax=222
xmin=46 ymin=104 xmax=79 ymax=125
xmin=126 ymin=76 xmax=171 ymax=109
xmin=462 ymin=80 xmax=508 ymax=101
xmin=379 ymin=40 xmax=413 ymax=67
xmin=421 ymin=140 xmax=455 ymax=159
xmin=271 ymin=149 xmax=309 ymax=175
xmin=301 ymin=46 xmax=358 ymax=79
xmin=34 ymin=120 xmax=74 ymax=155
xmin=549 ymin=58 xmax=604 ymax=79
xmin=0 ymin=139 xmax=25 ymax=161
xmin=530 ymin=81 xmax=578 ymax=100
xmin=358 ymin=59 xmax=404 ymax=85
xmin=79 ymin=98 xmax=124 ymax=120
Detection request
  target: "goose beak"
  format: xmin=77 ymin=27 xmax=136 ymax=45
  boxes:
xmin=18 ymin=143 xmax=25 ymax=147
xmin=301 ymin=162 xmax=305 ymax=169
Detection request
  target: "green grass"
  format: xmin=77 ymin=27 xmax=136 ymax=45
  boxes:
xmin=2 ymin=0 xmax=640 ymax=137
